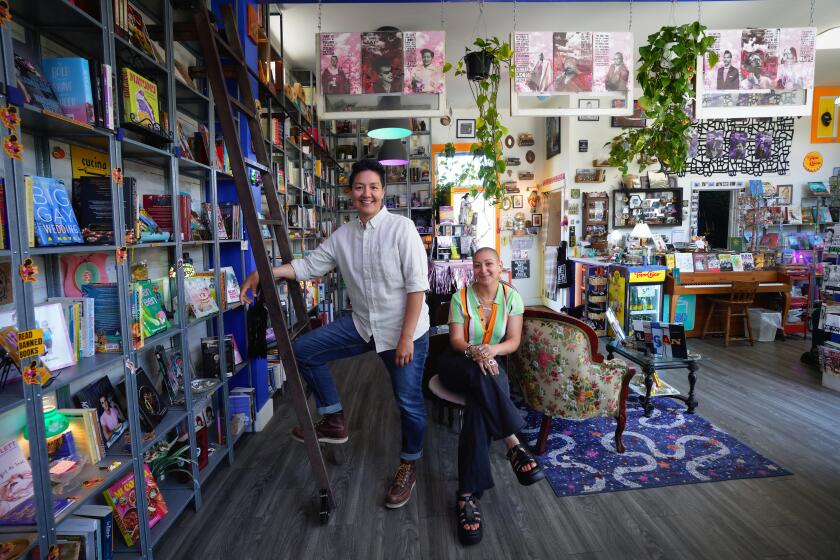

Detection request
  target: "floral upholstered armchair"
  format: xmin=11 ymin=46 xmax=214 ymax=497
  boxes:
xmin=510 ymin=309 xmax=634 ymax=454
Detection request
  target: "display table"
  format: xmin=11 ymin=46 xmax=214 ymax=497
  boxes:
xmin=605 ymin=339 xmax=700 ymax=417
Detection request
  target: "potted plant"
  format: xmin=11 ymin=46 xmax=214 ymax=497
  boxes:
xmin=145 ymin=434 xmax=197 ymax=484
xmin=608 ymin=22 xmax=717 ymax=175
xmin=442 ymin=37 xmax=514 ymax=205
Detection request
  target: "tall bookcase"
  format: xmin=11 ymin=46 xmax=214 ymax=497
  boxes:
xmin=0 ymin=1 xmax=340 ymax=558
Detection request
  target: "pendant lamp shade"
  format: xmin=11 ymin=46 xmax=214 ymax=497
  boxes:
xmin=378 ymin=139 xmax=409 ymax=166
xmin=368 ymin=118 xmax=412 ymax=140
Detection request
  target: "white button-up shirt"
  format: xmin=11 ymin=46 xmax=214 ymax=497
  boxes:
xmin=291 ymin=206 xmax=430 ymax=352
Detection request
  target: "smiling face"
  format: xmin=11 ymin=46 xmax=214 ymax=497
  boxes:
xmin=422 ymin=51 xmax=433 ymax=67
xmin=378 ymin=65 xmax=393 ymax=84
xmin=351 ymin=170 xmax=384 ymax=221
xmin=722 ymin=51 xmax=732 ymax=67
xmin=472 ymin=249 xmax=502 ymax=289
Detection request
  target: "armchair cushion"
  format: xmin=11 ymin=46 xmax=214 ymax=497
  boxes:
xmin=512 ymin=314 xmax=629 ymax=419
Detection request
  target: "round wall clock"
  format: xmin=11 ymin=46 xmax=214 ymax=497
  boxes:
xmin=505 ymin=135 xmax=515 ymax=148
xmin=525 ymin=150 xmax=535 ymax=163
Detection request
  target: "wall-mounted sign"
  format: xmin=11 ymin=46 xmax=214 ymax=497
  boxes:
xmin=803 ymin=151 xmax=824 ymax=172
xmin=512 ymin=259 xmax=530 ymax=279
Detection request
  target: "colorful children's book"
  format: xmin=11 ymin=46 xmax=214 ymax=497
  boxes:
xmin=42 ymin=58 xmax=95 ymax=125
xmin=706 ymin=255 xmax=721 ymax=272
xmin=731 ymin=253 xmax=744 ymax=272
xmin=103 ymin=464 xmax=168 ymax=547
xmin=121 ymin=68 xmax=159 ymax=129
xmin=718 ymin=253 xmax=734 ymax=272
xmin=136 ymin=279 xmax=169 ymax=337
xmin=184 ymin=275 xmax=219 ymax=319
xmin=741 ymin=253 xmax=755 ymax=271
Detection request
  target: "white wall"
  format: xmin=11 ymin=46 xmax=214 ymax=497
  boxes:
xmin=431 ymin=109 xmax=547 ymax=305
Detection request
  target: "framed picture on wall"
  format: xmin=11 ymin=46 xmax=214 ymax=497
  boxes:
xmin=532 ymin=214 xmax=542 ymax=227
xmin=456 ymin=119 xmax=476 ymax=138
xmin=545 ymin=117 xmax=561 ymax=160
xmin=778 ymin=184 xmax=793 ymax=205
xmin=611 ymin=100 xmax=646 ymax=128
xmin=577 ymin=99 xmax=600 ymax=121
xmin=513 ymin=195 xmax=524 ymax=208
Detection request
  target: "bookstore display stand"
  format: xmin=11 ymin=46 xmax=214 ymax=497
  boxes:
xmin=189 ymin=4 xmax=335 ymax=523
xmin=0 ymin=1 xmax=341 ymax=557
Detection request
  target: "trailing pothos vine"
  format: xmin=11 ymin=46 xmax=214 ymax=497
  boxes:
xmin=442 ymin=37 xmax=514 ymax=206
xmin=608 ymin=22 xmax=717 ymax=175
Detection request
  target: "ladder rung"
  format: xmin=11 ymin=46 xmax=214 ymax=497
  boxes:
xmin=228 ymin=96 xmax=257 ymax=120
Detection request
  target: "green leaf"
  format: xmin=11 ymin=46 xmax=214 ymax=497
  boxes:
xmin=443 ymin=62 xmax=452 ymax=73
xmin=708 ymin=52 xmax=719 ymax=68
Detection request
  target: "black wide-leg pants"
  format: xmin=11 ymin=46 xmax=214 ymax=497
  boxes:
xmin=437 ymin=351 xmax=525 ymax=497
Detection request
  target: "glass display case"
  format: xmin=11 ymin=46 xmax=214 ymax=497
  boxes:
xmin=608 ymin=264 xmax=668 ymax=334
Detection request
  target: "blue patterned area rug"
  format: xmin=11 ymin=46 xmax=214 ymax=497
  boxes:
xmin=520 ymin=398 xmax=792 ymax=498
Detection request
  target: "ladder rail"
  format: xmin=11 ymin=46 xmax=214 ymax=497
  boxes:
xmin=190 ymin=5 xmax=336 ymax=516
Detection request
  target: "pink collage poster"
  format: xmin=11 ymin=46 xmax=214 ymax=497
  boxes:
xmin=403 ymin=31 xmax=445 ymax=94
xmin=739 ymin=28 xmax=780 ymax=90
xmin=552 ymin=32 xmax=593 ymax=93
xmin=361 ymin=31 xmax=404 ymax=94
xmin=776 ymin=27 xmax=816 ymax=91
xmin=704 ymin=30 xmax=742 ymax=91
xmin=319 ymin=33 xmax=362 ymax=95
xmin=591 ymin=32 xmax=632 ymax=93
xmin=514 ymin=32 xmax=553 ymax=95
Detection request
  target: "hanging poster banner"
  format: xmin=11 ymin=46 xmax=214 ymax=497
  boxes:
xmin=319 ymin=32 xmax=362 ymax=95
xmin=404 ymin=31 xmax=445 ymax=94
xmin=697 ymin=27 xmax=816 ymax=119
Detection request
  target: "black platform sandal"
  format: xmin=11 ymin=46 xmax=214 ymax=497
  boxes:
xmin=506 ymin=444 xmax=545 ymax=486
xmin=456 ymin=494 xmax=482 ymax=546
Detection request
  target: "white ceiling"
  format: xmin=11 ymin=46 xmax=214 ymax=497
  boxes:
xmin=272 ymin=0 xmax=840 ymax=109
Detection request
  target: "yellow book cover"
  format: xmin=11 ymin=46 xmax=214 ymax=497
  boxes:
xmin=121 ymin=67 xmax=159 ymax=128
xmin=71 ymin=144 xmax=110 ymax=179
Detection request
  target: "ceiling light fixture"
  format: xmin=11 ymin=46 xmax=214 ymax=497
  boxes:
xmin=377 ymin=139 xmax=409 ymax=166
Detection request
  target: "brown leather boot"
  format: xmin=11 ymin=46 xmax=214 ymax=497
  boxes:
xmin=385 ymin=461 xmax=416 ymax=509
xmin=290 ymin=411 xmax=348 ymax=444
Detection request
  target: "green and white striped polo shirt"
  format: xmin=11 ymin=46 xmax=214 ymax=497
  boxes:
xmin=449 ymin=283 xmax=524 ymax=346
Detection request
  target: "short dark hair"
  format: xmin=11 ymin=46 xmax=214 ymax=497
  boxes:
xmin=374 ymin=57 xmax=391 ymax=71
xmin=349 ymin=158 xmax=385 ymax=187
xmin=421 ymin=49 xmax=433 ymax=58
xmin=723 ymin=50 xmax=732 ymax=57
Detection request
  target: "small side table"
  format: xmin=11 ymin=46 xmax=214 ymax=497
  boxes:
xmin=606 ymin=339 xmax=701 ymax=417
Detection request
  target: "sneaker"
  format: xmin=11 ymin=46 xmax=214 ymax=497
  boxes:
xmin=385 ymin=461 xmax=416 ymax=509
xmin=290 ymin=411 xmax=348 ymax=444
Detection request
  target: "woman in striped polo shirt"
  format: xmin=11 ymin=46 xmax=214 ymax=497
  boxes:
xmin=439 ymin=247 xmax=545 ymax=546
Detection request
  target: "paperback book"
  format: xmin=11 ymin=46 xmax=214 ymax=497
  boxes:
xmin=42 ymin=58 xmax=95 ymax=125
xmin=26 ymin=176 xmax=85 ymax=246
xmin=135 ymin=366 xmax=170 ymax=430
xmin=75 ymin=375 xmax=129 ymax=449
xmin=103 ymin=464 xmax=168 ymax=547
xmin=13 ymin=40 xmax=63 ymax=113
xmin=184 ymin=275 xmax=219 ymax=319
xmin=121 ymin=68 xmax=159 ymax=129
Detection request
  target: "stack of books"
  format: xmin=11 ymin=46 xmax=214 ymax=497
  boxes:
xmin=631 ymin=320 xmax=688 ymax=359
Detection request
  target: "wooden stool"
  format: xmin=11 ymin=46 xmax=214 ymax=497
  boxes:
xmin=428 ymin=374 xmax=465 ymax=431
xmin=701 ymin=281 xmax=758 ymax=346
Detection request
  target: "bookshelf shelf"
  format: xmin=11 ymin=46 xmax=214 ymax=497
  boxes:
xmin=53 ymin=454 xmax=134 ymax=525
xmin=141 ymin=325 xmax=182 ymax=350
xmin=148 ymin=486 xmax=194 ymax=547
xmin=141 ymin=408 xmax=188 ymax=454
xmin=29 ymin=244 xmax=117 ymax=256
xmin=198 ymin=444 xmax=228 ymax=485
xmin=18 ymin=104 xmax=112 ymax=142
xmin=187 ymin=312 xmax=219 ymax=328
xmin=127 ymin=241 xmax=178 ymax=250
xmin=49 ymin=352 xmax=126 ymax=394
xmin=9 ymin=0 xmax=103 ymax=28
xmin=177 ymin=157 xmax=215 ymax=179
xmin=114 ymin=35 xmax=169 ymax=77
xmin=120 ymin=136 xmax=173 ymax=164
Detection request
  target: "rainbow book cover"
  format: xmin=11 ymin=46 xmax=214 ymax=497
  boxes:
xmin=42 ymin=58 xmax=95 ymax=125
xmin=103 ymin=464 xmax=168 ymax=546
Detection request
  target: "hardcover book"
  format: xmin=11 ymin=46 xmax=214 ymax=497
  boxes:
xmin=13 ymin=40 xmax=63 ymax=113
xmin=75 ymin=376 xmax=128 ymax=449
xmin=718 ymin=253 xmax=734 ymax=272
xmin=135 ymin=366 xmax=170 ymax=430
xmin=741 ymin=253 xmax=755 ymax=271
xmin=136 ymin=279 xmax=169 ymax=337
xmin=184 ymin=275 xmax=219 ymax=319
xmin=706 ymin=255 xmax=721 ymax=273
xmin=27 ymin=176 xmax=85 ymax=246
xmin=74 ymin=505 xmax=115 ymax=560
xmin=42 ymin=58 xmax=95 ymax=125
xmin=102 ymin=464 xmax=168 ymax=547
xmin=222 ymin=267 xmax=241 ymax=306
xmin=72 ymin=176 xmax=114 ymax=242
xmin=121 ymin=67 xmax=159 ymax=129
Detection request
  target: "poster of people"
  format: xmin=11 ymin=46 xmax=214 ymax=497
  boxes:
xmin=319 ymin=31 xmax=445 ymax=96
xmin=704 ymin=27 xmax=815 ymax=92
xmin=319 ymin=33 xmax=362 ymax=95
xmin=552 ymin=32 xmax=593 ymax=93
xmin=514 ymin=32 xmax=553 ymax=95
xmin=404 ymin=31 xmax=445 ymax=94
xmin=592 ymin=32 xmax=632 ymax=93
xmin=514 ymin=31 xmax=632 ymax=95
xmin=362 ymin=31 xmax=404 ymax=94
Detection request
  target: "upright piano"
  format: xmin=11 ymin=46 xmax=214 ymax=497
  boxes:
xmin=664 ymin=270 xmax=792 ymax=336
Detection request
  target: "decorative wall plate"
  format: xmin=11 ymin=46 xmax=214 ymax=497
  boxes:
xmin=505 ymin=135 xmax=515 ymax=148
xmin=525 ymin=150 xmax=535 ymax=163
xmin=502 ymin=196 xmax=513 ymax=210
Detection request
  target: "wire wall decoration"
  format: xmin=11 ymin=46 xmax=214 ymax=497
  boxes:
xmin=673 ymin=117 xmax=795 ymax=177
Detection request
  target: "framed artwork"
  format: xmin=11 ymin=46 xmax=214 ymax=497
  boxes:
xmin=513 ymin=195 xmax=524 ymax=208
xmin=456 ymin=119 xmax=476 ymax=138
xmin=577 ymin=99 xmax=600 ymax=121
xmin=611 ymin=100 xmax=646 ymax=128
xmin=778 ymin=184 xmax=793 ymax=205
xmin=570 ymin=188 xmax=581 ymax=199
xmin=546 ymin=117 xmax=561 ymax=160
xmin=532 ymin=214 xmax=543 ymax=227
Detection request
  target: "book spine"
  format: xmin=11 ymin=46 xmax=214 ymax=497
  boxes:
xmin=92 ymin=58 xmax=103 ymax=127
xmin=102 ymin=64 xmax=114 ymax=130
xmin=0 ymin=179 xmax=7 ymax=250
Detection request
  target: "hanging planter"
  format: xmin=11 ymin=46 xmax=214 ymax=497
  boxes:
xmin=442 ymin=37 xmax=514 ymax=205
xmin=464 ymin=50 xmax=493 ymax=82
xmin=607 ymin=22 xmax=717 ymax=175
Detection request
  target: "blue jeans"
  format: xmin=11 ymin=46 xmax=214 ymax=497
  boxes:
xmin=292 ymin=314 xmax=429 ymax=461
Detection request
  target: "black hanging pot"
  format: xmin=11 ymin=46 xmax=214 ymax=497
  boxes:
xmin=464 ymin=50 xmax=492 ymax=82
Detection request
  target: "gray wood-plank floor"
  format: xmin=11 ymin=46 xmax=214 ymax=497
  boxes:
xmin=157 ymin=338 xmax=840 ymax=560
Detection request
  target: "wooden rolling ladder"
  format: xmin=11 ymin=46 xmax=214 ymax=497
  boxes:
xmin=179 ymin=3 xmax=335 ymax=522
